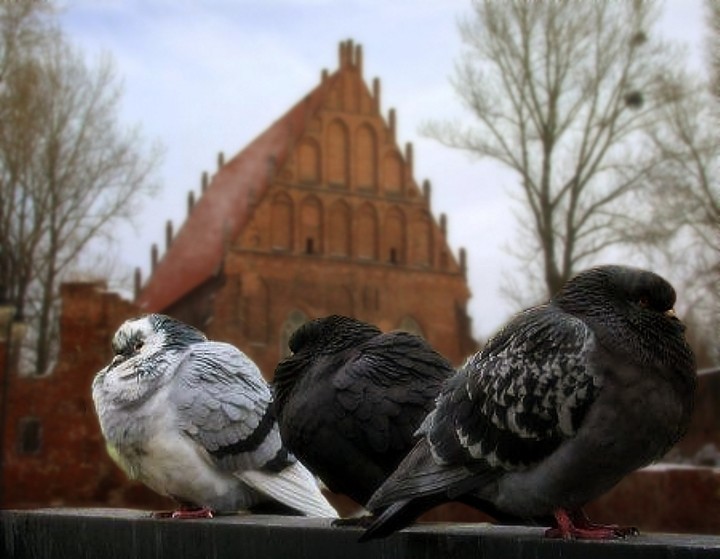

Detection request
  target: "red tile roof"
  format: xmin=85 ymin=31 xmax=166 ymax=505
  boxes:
xmin=136 ymin=71 xmax=340 ymax=312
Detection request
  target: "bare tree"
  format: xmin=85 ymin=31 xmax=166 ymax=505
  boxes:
xmin=637 ymin=79 xmax=718 ymax=353
xmin=0 ymin=2 xmax=53 ymax=319
xmin=0 ymin=2 xmax=162 ymax=375
xmin=644 ymin=83 xmax=718 ymax=259
xmin=425 ymin=1 xmax=702 ymax=298
xmin=706 ymin=0 xmax=720 ymax=363
xmin=710 ymin=0 xmax=720 ymax=101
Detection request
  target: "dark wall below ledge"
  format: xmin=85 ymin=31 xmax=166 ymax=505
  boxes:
xmin=2 ymin=509 xmax=720 ymax=559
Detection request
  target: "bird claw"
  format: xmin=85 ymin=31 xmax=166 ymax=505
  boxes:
xmin=152 ymin=507 xmax=214 ymax=520
xmin=545 ymin=508 xmax=639 ymax=540
xmin=172 ymin=508 xmax=214 ymax=519
xmin=545 ymin=525 xmax=638 ymax=540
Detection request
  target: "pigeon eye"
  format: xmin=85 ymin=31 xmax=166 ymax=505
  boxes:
xmin=637 ymin=296 xmax=650 ymax=308
xmin=134 ymin=340 xmax=144 ymax=352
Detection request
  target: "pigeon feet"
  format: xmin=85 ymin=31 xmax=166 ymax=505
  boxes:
xmin=545 ymin=508 xmax=639 ymax=540
xmin=152 ymin=506 xmax=215 ymax=520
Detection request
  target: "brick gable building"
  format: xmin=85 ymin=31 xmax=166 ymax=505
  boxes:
xmin=136 ymin=40 xmax=477 ymax=377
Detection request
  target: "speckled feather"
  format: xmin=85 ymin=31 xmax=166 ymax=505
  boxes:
xmin=428 ymin=307 xmax=600 ymax=470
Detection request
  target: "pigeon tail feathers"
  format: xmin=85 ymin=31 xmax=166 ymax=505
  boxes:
xmin=238 ymin=460 xmax=337 ymax=517
xmin=361 ymin=437 xmax=506 ymax=540
xmin=358 ymin=499 xmax=421 ymax=542
xmin=366 ymin=437 xmax=481 ymax=512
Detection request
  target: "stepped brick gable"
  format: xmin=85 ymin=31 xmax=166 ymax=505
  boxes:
xmin=136 ymin=40 xmax=477 ymax=377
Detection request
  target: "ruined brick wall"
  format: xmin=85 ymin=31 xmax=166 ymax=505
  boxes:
xmin=0 ymin=283 xmax=170 ymax=510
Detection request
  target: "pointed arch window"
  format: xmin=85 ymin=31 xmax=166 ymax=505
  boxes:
xmin=356 ymin=203 xmax=378 ymax=260
xmin=383 ymin=152 xmax=403 ymax=195
xmin=328 ymin=200 xmax=351 ymax=257
xmin=355 ymin=124 xmax=377 ymax=191
xmin=300 ymin=196 xmax=323 ymax=255
xmin=17 ymin=417 xmax=42 ymax=455
xmin=384 ymin=207 xmax=406 ymax=264
xmin=297 ymin=139 xmax=320 ymax=184
xmin=410 ymin=211 xmax=433 ymax=267
xmin=327 ymin=120 xmax=349 ymax=187
xmin=271 ymin=192 xmax=293 ymax=251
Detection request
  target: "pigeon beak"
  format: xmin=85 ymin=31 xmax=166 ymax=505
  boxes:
xmin=664 ymin=308 xmax=677 ymax=319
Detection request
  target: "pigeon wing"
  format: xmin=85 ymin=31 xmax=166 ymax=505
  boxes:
xmin=368 ymin=306 xmax=601 ymax=513
xmin=170 ymin=341 xmax=283 ymax=473
xmin=431 ymin=305 xmax=602 ymax=472
xmin=332 ymin=331 xmax=454 ymax=462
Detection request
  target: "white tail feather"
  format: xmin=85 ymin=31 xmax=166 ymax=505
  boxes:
xmin=238 ymin=461 xmax=337 ymax=517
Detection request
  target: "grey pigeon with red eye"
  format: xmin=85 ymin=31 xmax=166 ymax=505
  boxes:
xmin=92 ymin=314 xmax=337 ymax=519
xmin=361 ymin=265 xmax=697 ymax=540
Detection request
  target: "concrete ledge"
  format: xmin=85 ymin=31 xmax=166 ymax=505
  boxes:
xmin=2 ymin=508 xmax=720 ymax=559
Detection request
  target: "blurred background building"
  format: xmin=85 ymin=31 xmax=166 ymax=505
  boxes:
xmin=134 ymin=41 xmax=477 ymax=377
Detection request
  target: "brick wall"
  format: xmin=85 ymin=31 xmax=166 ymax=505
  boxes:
xmin=0 ymin=283 xmax=170 ymax=510
xmin=211 ymin=249 xmax=476 ymax=380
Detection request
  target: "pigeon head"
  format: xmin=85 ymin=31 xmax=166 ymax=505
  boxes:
xmin=553 ymin=265 xmax=693 ymax=369
xmin=287 ymin=315 xmax=382 ymax=355
xmin=93 ymin=314 xmax=206 ymax=406
xmin=554 ymin=265 xmax=678 ymax=318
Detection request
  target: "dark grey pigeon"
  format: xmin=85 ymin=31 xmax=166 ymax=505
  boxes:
xmin=361 ymin=265 xmax=697 ymax=540
xmin=273 ymin=315 xmax=457 ymax=508
xmin=92 ymin=314 xmax=337 ymax=519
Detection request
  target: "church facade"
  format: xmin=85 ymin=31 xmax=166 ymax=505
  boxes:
xmin=136 ymin=40 xmax=477 ymax=377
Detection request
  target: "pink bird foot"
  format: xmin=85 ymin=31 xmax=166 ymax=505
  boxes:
xmin=152 ymin=506 xmax=214 ymax=520
xmin=545 ymin=508 xmax=639 ymax=540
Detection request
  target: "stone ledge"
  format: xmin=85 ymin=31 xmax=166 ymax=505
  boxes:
xmin=2 ymin=508 xmax=720 ymax=559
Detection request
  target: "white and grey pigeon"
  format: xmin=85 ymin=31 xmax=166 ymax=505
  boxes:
xmin=92 ymin=314 xmax=337 ymax=519
xmin=361 ymin=265 xmax=697 ymax=540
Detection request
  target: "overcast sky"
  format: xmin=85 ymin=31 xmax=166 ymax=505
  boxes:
xmin=57 ymin=0 xmax=710 ymax=339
